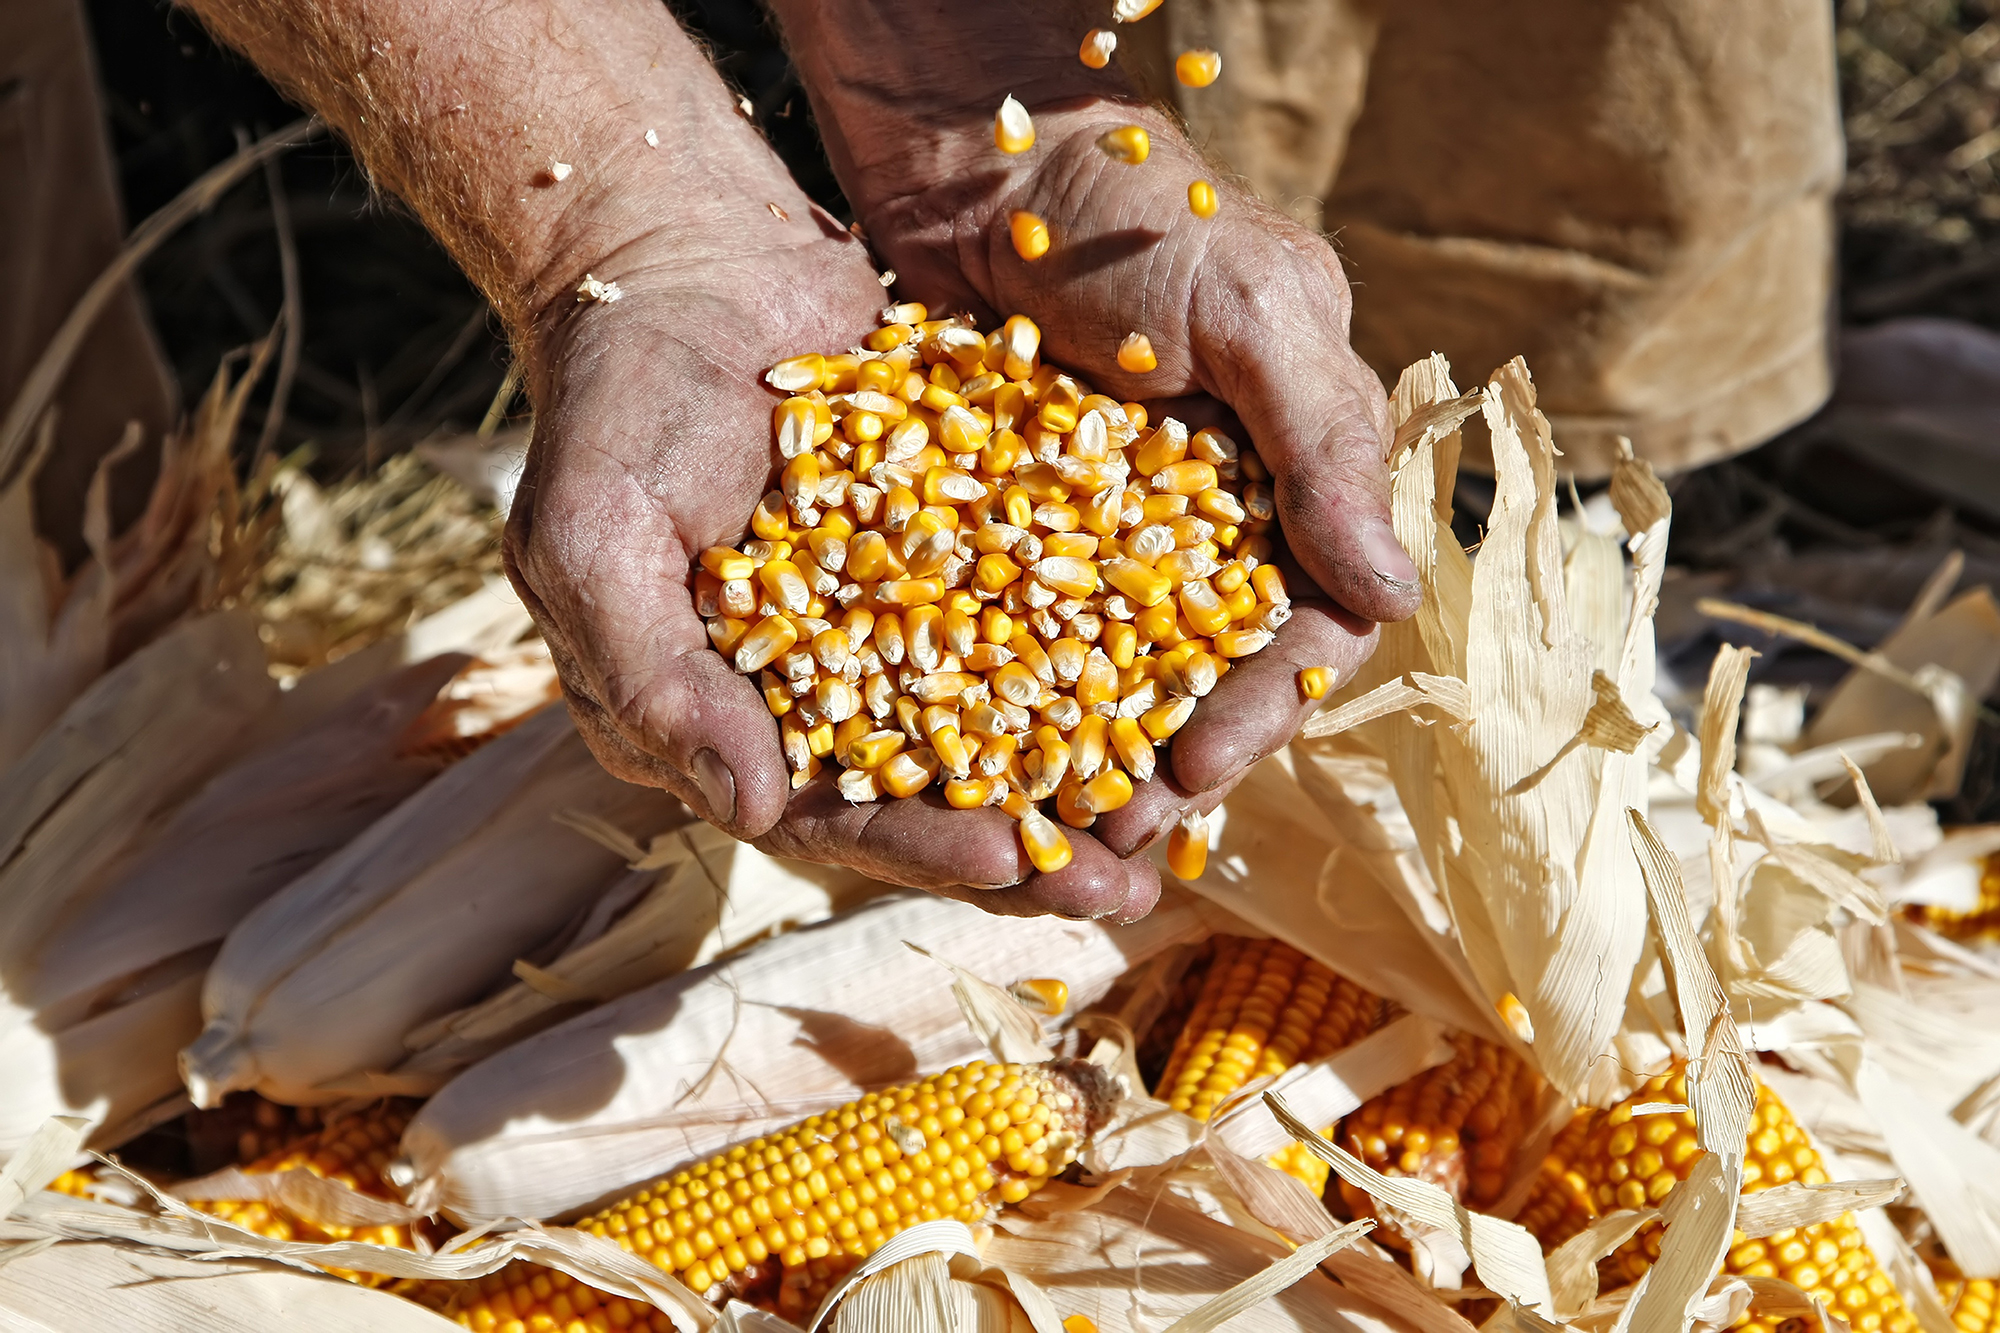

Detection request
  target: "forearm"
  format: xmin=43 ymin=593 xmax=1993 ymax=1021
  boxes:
xmin=179 ymin=0 xmax=811 ymax=340
xmin=760 ymin=0 xmax=1157 ymax=213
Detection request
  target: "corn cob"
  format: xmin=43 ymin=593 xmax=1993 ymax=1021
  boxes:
xmin=188 ymin=1099 xmax=430 ymax=1287
xmin=1335 ymin=1033 xmax=1537 ymax=1240
xmin=412 ymin=1267 xmax=679 ymax=1333
xmin=726 ymin=313 xmax=1287 ymax=871
xmin=1906 ymin=851 xmax=2000 ymax=942
xmin=1518 ymin=1068 xmax=1918 ymax=1333
xmin=1154 ymin=936 xmax=1387 ymax=1192
xmin=417 ymin=1058 xmax=1115 ymax=1323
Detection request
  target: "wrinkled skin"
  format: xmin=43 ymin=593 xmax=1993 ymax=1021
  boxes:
xmin=508 ymin=39 xmax=1419 ymax=924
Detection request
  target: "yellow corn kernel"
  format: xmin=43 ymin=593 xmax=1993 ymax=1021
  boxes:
xmin=878 ymin=577 xmax=947 ymax=605
xmin=981 ymin=606 xmax=1015 ymax=644
xmin=945 ymin=776 xmax=992 ymax=809
xmin=1213 ymin=628 xmax=1272 ymax=658
xmin=1102 ymin=558 xmax=1172 ymax=607
xmin=1142 ymin=696 xmax=1195 ymax=739
xmin=1096 ymin=125 xmax=1150 ymax=164
xmin=1116 ymin=333 xmax=1157 ymax=374
xmin=1188 ymin=179 xmax=1219 ymax=218
xmin=1299 ymin=667 xmax=1335 ymax=701
xmin=1079 ymin=28 xmax=1117 ymax=67
xmin=1175 ymin=48 xmax=1221 ymax=87
xmin=820 ymin=354 xmax=861 ymax=392
xmin=881 ymin=747 xmax=943 ymax=797
xmin=1133 ymin=599 xmax=1180 ymax=645
xmin=847 ymin=530 xmax=890 ymax=581
xmin=1075 ymin=649 xmax=1119 ymax=706
xmin=1034 ymin=556 xmax=1099 ymax=598
xmin=761 ymin=674 xmax=792 ymax=717
xmin=1166 ymin=812 xmax=1207 ymax=880
xmin=1221 ymin=581 xmax=1257 ymax=620
xmin=1018 ymin=810 xmax=1073 ymax=873
xmin=980 ymin=428 xmax=1026 ymax=475
xmin=774 ymin=396 xmax=819 ymax=458
xmin=976 ymin=553 xmax=1024 ymax=593
xmin=1152 ymin=460 xmax=1218 ymax=495
xmin=1055 ymin=777 xmax=1094 ymax=829
xmin=699 ymin=546 xmax=754 ymax=580
xmin=1141 ymin=492 xmax=1190 ymax=523
xmin=1039 ymin=377 xmax=1082 ymax=433
xmin=1109 ymin=716 xmax=1154 ymax=782
xmin=1195 ymin=487 xmax=1246 ymax=524
xmin=995 ymin=94 xmax=1036 ymax=153
xmin=1214 ymin=559 xmax=1249 ymax=594
xmin=765 ymin=353 xmax=826 ymax=392
xmin=1179 ymin=579 xmax=1231 ymax=636
xmin=856 ymin=358 xmax=899 ymax=393
xmin=1102 ymin=621 xmax=1138 ymax=668
xmin=1070 ymin=715 xmax=1109 ymax=778
xmin=1043 ymin=533 xmax=1099 ymax=560
xmin=1004 ymin=485 xmax=1036 ymax=529
xmin=1251 ymin=564 xmax=1289 ymax=604
xmin=864 ymin=323 xmax=912 ymax=353
xmin=751 ymin=490 xmax=791 ymax=542
xmin=1002 ymin=315 xmax=1041 ymax=381
xmin=994 ymin=661 xmax=1041 ymax=707
xmin=1078 ymin=769 xmax=1134 ymax=814
xmin=735 ymin=616 xmax=799 ymax=672
xmin=1009 ymin=210 xmax=1051 ymax=261
xmin=805 ymin=718 xmax=836 ymax=757
xmin=939 ymin=405 xmax=990 ymax=454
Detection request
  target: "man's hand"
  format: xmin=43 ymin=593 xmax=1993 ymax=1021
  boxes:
xmin=767 ymin=1 xmax=1422 ymax=855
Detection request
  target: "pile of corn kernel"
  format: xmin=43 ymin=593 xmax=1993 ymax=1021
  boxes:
xmin=694 ymin=305 xmax=1295 ymax=873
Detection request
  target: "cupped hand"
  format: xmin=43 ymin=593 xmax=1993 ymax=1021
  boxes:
xmin=506 ymin=213 xmax=1161 ymax=921
xmin=819 ymin=98 xmax=1422 ymax=857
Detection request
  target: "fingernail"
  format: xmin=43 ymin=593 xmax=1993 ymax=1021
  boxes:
xmin=692 ymin=748 xmax=736 ymax=825
xmin=1363 ymin=518 xmax=1419 ymax=587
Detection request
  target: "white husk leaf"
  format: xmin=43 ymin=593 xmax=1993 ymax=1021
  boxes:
xmin=395 ymin=824 xmax=887 ymax=1085
xmin=181 ymin=705 xmax=686 ymax=1106
xmin=398 ymin=889 xmax=1218 ymax=1222
xmin=0 ymin=1242 xmax=463 ymax=1331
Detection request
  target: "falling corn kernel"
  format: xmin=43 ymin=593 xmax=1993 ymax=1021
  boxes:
xmin=1113 ymin=0 xmax=1163 ymax=20
xmin=1079 ymin=29 xmax=1117 ymax=68
xmin=1010 ymin=977 xmax=1070 ymax=1014
xmin=1175 ymin=49 xmax=1222 ymax=87
xmin=1188 ymin=180 xmax=1220 ymax=218
xmin=1010 ymin=211 xmax=1051 ymax=261
xmin=1116 ymin=333 xmax=1157 ymax=374
xmin=1096 ymin=126 xmax=1151 ymax=165
xmin=1063 ymin=1317 xmax=1101 ymax=1333
xmin=1167 ymin=811 xmax=1208 ymax=880
xmin=1298 ymin=666 xmax=1334 ymax=700
xmin=996 ymin=95 xmax=1036 ymax=154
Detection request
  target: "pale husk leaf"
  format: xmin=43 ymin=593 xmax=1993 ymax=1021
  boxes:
xmin=398 ymin=889 xmax=1215 ymax=1221
xmin=182 ymin=705 xmax=684 ymax=1106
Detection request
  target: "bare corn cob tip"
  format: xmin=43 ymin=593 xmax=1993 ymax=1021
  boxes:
xmin=1116 ymin=333 xmax=1157 ymax=374
xmin=1517 ymin=1067 xmax=1918 ymax=1333
xmin=1175 ymin=49 xmax=1223 ymax=87
xmin=1096 ymin=126 xmax=1151 ymax=165
xmin=718 ymin=317 xmax=1282 ymax=873
xmin=1336 ymin=1035 xmax=1538 ymax=1244
xmin=1166 ymin=811 xmax=1207 ymax=880
xmin=422 ymin=1060 xmax=1117 ymax=1323
xmin=996 ymin=95 xmax=1036 ymax=154
xmin=188 ymin=1099 xmax=430 ymax=1286
xmin=1907 ymin=851 xmax=2000 ymax=941
xmin=1010 ymin=211 xmax=1051 ymax=262
xmin=1156 ymin=937 xmax=1387 ymax=1191
xmin=1188 ymin=180 xmax=1220 ymax=218
xmin=1298 ymin=666 xmax=1334 ymax=700
xmin=1079 ymin=28 xmax=1117 ymax=68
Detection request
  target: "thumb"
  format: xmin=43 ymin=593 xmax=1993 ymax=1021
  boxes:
xmin=1194 ymin=245 xmax=1421 ymax=624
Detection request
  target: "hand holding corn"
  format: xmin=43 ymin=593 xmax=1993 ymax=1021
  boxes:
xmin=763 ymin=0 xmax=1422 ymax=858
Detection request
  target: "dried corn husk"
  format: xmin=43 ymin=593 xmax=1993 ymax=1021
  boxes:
xmin=181 ymin=705 xmax=685 ymax=1107
xmin=396 ymin=888 xmax=1221 ymax=1222
xmin=0 ymin=1242 xmax=462 ymax=1331
xmin=392 ymin=823 xmax=890 ymax=1087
